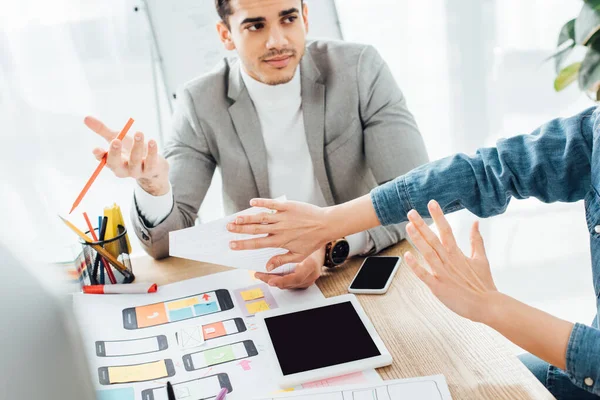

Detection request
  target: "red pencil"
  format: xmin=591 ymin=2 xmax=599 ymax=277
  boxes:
xmin=69 ymin=118 xmax=134 ymax=214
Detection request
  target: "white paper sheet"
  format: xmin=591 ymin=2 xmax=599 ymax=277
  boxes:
xmin=254 ymin=375 xmax=452 ymax=400
xmin=73 ymin=270 xmax=381 ymax=400
xmin=169 ymin=203 xmax=296 ymax=275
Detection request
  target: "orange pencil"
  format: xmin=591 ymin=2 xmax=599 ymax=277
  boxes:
xmin=69 ymin=118 xmax=134 ymax=214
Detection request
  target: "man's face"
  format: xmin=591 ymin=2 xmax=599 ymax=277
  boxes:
xmin=218 ymin=0 xmax=308 ymax=85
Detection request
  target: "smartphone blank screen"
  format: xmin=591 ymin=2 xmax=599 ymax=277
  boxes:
xmin=350 ymin=257 xmax=399 ymax=290
xmin=103 ymin=337 xmax=159 ymax=356
xmin=143 ymin=376 xmax=222 ymax=400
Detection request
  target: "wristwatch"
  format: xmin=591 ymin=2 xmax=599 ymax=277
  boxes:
xmin=324 ymin=238 xmax=350 ymax=268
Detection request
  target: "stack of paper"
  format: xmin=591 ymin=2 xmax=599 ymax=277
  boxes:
xmin=254 ymin=375 xmax=452 ymax=399
xmin=169 ymin=203 xmax=295 ymax=275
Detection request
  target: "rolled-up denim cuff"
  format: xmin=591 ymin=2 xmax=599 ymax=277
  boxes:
xmin=565 ymin=322 xmax=600 ymax=396
xmin=370 ymin=176 xmax=412 ymax=226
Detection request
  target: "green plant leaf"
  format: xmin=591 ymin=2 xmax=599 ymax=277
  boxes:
xmin=584 ymin=0 xmax=600 ymax=11
xmin=558 ymin=18 xmax=576 ymax=46
xmin=554 ymin=19 xmax=576 ymax=73
xmin=578 ymin=47 xmax=600 ymax=90
xmin=554 ymin=62 xmax=581 ymax=91
xmin=576 ymin=2 xmax=600 ymax=45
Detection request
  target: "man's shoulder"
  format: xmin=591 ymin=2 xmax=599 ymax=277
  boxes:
xmin=307 ymin=39 xmax=377 ymax=64
xmin=305 ymin=39 xmax=382 ymax=78
xmin=179 ymin=57 xmax=238 ymax=104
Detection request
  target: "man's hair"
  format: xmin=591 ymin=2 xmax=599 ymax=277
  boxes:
xmin=215 ymin=0 xmax=303 ymax=28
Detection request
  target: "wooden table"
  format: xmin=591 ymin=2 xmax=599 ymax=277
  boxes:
xmin=133 ymin=240 xmax=554 ymax=399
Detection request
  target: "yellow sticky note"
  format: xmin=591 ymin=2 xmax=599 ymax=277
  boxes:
xmin=168 ymin=297 xmax=199 ymax=310
xmin=241 ymin=288 xmax=264 ymax=301
xmin=109 ymin=360 xmax=167 ymax=383
xmin=246 ymin=300 xmax=270 ymax=315
xmin=274 ymin=388 xmax=295 ymax=393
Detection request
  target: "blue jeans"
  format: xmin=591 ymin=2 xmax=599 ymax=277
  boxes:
xmin=519 ymin=353 xmax=599 ymax=399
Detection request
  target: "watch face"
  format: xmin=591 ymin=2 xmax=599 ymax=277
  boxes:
xmin=331 ymin=241 xmax=350 ymax=265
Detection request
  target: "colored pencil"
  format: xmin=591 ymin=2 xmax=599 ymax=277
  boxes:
xmin=82 ymin=212 xmax=99 ymax=285
xmin=58 ymin=216 xmax=130 ymax=276
xmin=69 ymin=118 xmax=134 ymax=214
xmin=98 ymin=216 xmax=105 ymax=284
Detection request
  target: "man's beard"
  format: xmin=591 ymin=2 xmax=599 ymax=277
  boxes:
xmin=259 ymin=48 xmax=300 ymax=85
xmin=263 ymin=73 xmax=296 ymax=86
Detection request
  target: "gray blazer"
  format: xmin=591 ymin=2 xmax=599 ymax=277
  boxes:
xmin=132 ymin=40 xmax=429 ymax=259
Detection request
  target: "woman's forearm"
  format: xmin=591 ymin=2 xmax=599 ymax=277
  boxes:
xmin=484 ymin=292 xmax=573 ymax=370
xmin=325 ymin=194 xmax=381 ymax=241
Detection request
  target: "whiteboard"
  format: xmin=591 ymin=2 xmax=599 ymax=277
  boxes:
xmin=142 ymin=0 xmax=343 ymax=104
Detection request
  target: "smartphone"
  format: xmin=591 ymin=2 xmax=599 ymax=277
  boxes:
xmin=98 ymin=359 xmax=175 ymax=385
xmin=348 ymin=256 xmax=401 ymax=294
xmin=176 ymin=318 xmax=246 ymax=345
xmin=96 ymin=335 xmax=168 ymax=357
xmin=141 ymin=373 xmax=232 ymax=400
xmin=182 ymin=340 xmax=258 ymax=371
xmin=122 ymin=289 xmax=234 ymax=330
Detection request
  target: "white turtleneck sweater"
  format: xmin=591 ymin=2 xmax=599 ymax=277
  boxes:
xmin=135 ymin=66 xmax=372 ymax=257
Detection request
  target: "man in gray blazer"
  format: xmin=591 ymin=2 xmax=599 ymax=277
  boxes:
xmin=86 ymin=0 xmax=428 ymax=289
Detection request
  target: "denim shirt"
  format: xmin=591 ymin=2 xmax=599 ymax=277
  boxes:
xmin=371 ymin=106 xmax=600 ymax=395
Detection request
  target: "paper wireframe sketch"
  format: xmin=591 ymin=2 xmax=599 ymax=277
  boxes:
xmin=254 ymin=374 xmax=452 ymax=400
xmin=73 ymin=269 xmax=382 ymax=400
xmin=169 ymin=199 xmax=295 ymax=274
xmin=177 ymin=325 xmax=205 ymax=350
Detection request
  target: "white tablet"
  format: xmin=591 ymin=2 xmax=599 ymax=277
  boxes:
xmin=255 ymin=294 xmax=392 ymax=388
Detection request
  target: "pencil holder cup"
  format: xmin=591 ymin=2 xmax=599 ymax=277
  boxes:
xmin=77 ymin=226 xmax=135 ymax=286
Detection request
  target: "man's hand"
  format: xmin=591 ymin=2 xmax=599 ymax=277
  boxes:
xmin=85 ymin=116 xmax=170 ymax=196
xmin=255 ymin=246 xmax=326 ymax=290
xmin=404 ymin=200 xmax=498 ymax=324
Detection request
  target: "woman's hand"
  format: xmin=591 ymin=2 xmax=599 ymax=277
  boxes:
xmin=404 ymin=200 xmax=498 ymax=323
xmin=227 ymin=199 xmax=332 ymax=270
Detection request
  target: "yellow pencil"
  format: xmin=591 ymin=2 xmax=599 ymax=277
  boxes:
xmin=58 ymin=216 xmax=129 ymax=274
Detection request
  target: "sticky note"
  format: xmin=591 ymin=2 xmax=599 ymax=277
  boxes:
xmin=246 ymin=300 xmax=270 ymax=315
xmin=169 ymin=308 xmax=194 ymax=321
xmin=203 ymin=321 xmax=226 ymax=339
xmin=167 ymin=297 xmax=199 ymax=310
xmin=204 ymin=346 xmax=235 ymax=366
xmin=96 ymin=388 xmax=135 ymax=400
xmin=194 ymin=302 xmax=219 ymax=315
xmin=135 ymin=303 xmax=168 ymax=328
xmin=108 ymin=360 xmax=167 ymax=383
xmin=241 ymin=288 xmax=265 ymax=301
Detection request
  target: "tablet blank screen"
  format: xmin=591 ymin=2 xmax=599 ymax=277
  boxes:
xmin=264 ymin=301 xmax=381 ymax=376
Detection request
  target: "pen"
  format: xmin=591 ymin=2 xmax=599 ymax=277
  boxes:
xmin=97 ymin=215 xmax=118 ymax=284
xmin=216 ymin=387 xmax=228 ymax=400
xmin=166 ymin=381 xmax=175 ymax=400
xmin=83 ymin=283 xmax=158 ymax=294
xmin=98 ymin=216 xmax=105 ymax=284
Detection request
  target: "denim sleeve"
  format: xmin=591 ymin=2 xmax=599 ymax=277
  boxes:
xmin=566 ymin=323 xmax=600 ymax=395
xmin=371 ymin=106 xmax=597 ymax=225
